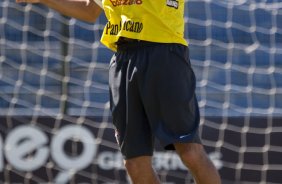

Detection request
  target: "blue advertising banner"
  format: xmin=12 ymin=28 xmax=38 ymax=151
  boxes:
xmin=0 ymin=116 xmax=281 ymax=183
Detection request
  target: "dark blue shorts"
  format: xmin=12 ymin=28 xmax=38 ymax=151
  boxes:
xmin=109 ymin=40 xmax=201 ymax=159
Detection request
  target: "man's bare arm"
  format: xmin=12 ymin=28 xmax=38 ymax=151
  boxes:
xmin=16 ymin=0 xmax=102 ymax=23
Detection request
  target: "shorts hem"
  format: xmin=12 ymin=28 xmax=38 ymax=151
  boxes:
xmin=163 ymin=133 xmax=202 ymax=150
xmin=123 ymin=152 xmax=154 ymax=160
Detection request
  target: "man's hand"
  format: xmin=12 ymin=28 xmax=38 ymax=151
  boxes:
xmin=16 ymin=0 xmax=40 ymax=3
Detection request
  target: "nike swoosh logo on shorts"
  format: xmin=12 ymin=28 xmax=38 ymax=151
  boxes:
xmin=179 ymin=134 xmax=191 ymax=139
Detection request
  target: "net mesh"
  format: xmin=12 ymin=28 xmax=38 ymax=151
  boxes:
xmin=1 ymin=0 xmax=282 ymax=183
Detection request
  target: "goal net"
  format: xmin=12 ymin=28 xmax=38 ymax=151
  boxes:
xmin=1 ymin=0 xmax=282 ymax=183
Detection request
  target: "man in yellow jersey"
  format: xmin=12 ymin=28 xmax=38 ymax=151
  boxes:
xmin=17 ymin=0 xmax=221 ymax=183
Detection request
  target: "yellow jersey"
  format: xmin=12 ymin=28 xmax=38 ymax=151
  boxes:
xmin=100 ymin=0 xmax=188 ymax=51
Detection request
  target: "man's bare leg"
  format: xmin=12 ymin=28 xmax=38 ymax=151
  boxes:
xmin=124 ymin=156 xmax=161 ymax=184
xmin=174 ymin=143 xmax=221 ymax=184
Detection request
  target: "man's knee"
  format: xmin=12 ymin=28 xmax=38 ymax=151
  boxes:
xmin=174 ymin=143 xmax=208 ymax=167
xmin=124 ymin=156 xmax=152 ymax=172
xmin=124 ymin=158 xmax=139 ymax=172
